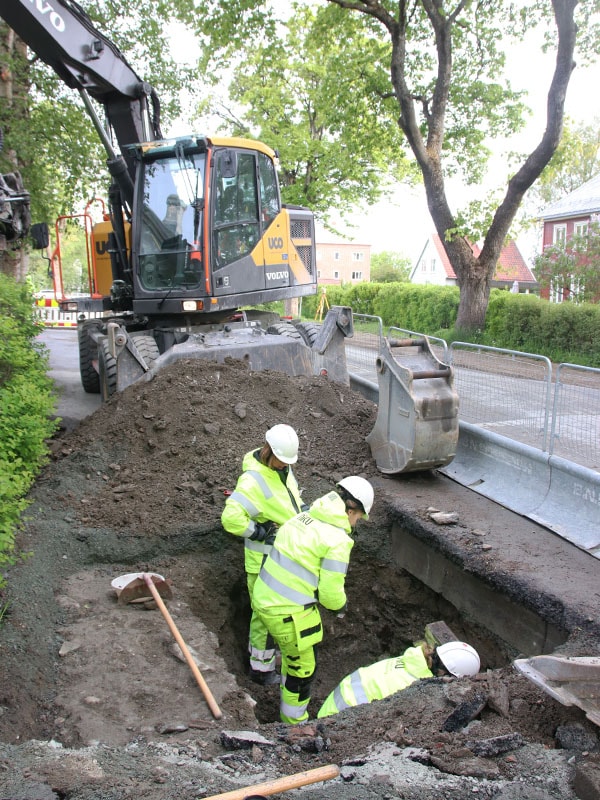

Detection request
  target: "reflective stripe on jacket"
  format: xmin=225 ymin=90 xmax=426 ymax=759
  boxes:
xmin=221 ymin=449 xmax=303 ymax=574
xmin=317 ymin=646 xmax=433 ymax=718
xmin=252 ymin=491 xmax=353 ymax=615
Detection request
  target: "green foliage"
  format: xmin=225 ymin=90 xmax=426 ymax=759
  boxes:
xmin=370 ymin=252 xmax=411 ymax=283
xmin=529 ymin=117 xmax=600 ymax=209
xmin=207 ymin=3 xmax=416 ymax=223
xmin=372 ymin=284 xmax=460 ymax=332
xmin=0 ymin=276 xmax=58 ymax=585
xmin=486 ymin=292 xmax=544 ymax=350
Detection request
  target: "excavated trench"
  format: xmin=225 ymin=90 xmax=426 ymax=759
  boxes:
xmin=187 ymin=528 xmax=517 ymax=725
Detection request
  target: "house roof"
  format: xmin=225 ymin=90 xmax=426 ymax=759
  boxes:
xmin=424 ymin=233 xmax=536 ymax=284
xmin=539 ymin=172 xmax=600 ymax=221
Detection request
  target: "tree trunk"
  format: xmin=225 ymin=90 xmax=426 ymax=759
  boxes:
xmin=0 ymin=23 xmax=30 ymax=280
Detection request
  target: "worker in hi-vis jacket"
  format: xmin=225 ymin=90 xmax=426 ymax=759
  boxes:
xmin=318 ymin=640 xmax=480 ymax=718
xmin=221 ymin=424 xmax=304 ymax=686
xmin=251 ymin=476 xmax=375 ymax=724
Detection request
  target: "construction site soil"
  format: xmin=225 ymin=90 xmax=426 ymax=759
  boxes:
xmin=1 ymin=357 xmax=599 ymax=800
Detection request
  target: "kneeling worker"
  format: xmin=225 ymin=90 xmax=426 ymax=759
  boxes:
xmin=318 ymin=640 xmax=480 ymax=718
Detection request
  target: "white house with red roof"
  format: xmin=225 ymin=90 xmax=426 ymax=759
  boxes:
xmin=410 ymin=233 xmax=538 ymax=293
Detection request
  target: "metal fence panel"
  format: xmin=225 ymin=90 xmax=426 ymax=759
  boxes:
xmin=448 ymin=342 xmax=553 ymax=452
xmin=550 ymin=364 xmax=600 ymax=470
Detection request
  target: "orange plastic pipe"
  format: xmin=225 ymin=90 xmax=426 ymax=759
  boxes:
xmin=202 ymin=764 xmax=340 ymax=800
xmin=142 ymin=573 xmax=223 ymax=720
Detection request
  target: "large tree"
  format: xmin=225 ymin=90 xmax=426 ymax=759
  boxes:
xmin=191 ymin=0 xmax=599 ymax=331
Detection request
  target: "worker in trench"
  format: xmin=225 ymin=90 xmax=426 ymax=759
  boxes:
xmin=317 ymin=639 xmax=481 ymax=718
xmin=251 ymin=476 xmax=375 ymax=724
xmin=221 ymin=424 xmax=305 ymax=686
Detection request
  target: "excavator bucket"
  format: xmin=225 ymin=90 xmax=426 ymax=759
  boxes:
xmin=366 ymin=334 xmax=459 ymax=474
xmin=514 ymin=655 xmax=600 ymax=728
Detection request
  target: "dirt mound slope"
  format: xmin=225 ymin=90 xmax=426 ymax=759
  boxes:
xmin=0 ymin=358 xmax=599 ymax=800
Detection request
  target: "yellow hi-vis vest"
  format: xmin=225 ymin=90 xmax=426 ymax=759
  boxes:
xmin=317 ymin=646 xmax=433 ymax=718
xmin=221 ymin=449 xmax=303 ymax=574
xmin=252 ymin=491 xmax=353 ymax=616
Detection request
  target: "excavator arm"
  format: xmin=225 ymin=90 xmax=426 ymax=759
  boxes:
xmin=0 ymin=0 xmax=162 ymax=192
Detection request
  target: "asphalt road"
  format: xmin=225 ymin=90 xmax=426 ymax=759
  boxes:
xmin=39 ymin=328 xmax=101 ymax=428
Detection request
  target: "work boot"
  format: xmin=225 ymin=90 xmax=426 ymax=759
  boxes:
xmin=249 ymin=668 xmax=280 ymax=686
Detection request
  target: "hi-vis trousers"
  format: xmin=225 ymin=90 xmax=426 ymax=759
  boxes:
xmin=257 ymin=604 xmax=323 ymax=723
xmin=247 ymin=573 xmax=277 ymax=674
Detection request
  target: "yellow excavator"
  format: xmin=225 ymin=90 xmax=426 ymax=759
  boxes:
xmin=1 ymin=0 xmax=459 ymax=476
xmin=1 ymin=0 xmax=353 ymax=400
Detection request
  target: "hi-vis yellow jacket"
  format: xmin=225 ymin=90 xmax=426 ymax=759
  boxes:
xmin=318 ymin=646 xmax=433 ymax=718
xmin=251 ymin=491 xmax=353 ymax=616
xmin=221 ymin=449 xmax=303 ymax=574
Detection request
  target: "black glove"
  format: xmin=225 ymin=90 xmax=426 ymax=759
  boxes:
xmin=250 ymin=520 xmax=278 ymax=545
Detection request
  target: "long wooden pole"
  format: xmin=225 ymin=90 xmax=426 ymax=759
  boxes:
xmin=142 ymin=573 xmax=222 ymax=720
xmin=203 ymin=764 xmax=340 ymax=800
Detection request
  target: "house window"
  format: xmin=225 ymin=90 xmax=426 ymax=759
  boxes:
xmin=352 ymin=252 xmax=364 ymax=261
xmin=421 ymin=260 xmax=427 ymax=271
xmin=553 ymin=224 xmax=567 ymax=244
xmin=334 ymin=270 xmax=339 ymax=279
xmin=352 ymin=271 xmax=362 ymax=280
xmin=334 ymin=251 xmax=340 ymax=260
xmin=317 ymin=270 xmax=321 ymax=279
xmin=430 ymin=258 xmax=436 ymax=271
xmin=574 ymin=221 xmax=588 ymax=237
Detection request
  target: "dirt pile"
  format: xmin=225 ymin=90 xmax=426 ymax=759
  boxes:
xmin=0 ymin=357 xmax=599 ymax=800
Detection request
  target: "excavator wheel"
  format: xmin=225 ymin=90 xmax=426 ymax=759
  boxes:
xmin=78 ymin=319 xmax=102 ymax=394
xmin=295 ymin=321 xmax=321 ymax=347
xmin=266 ymin=321 xmax=303 ymax=340
xmin=131 ymin=334 xmax=160 ymax=370
xmin=98 ymin=338 xmax=118 ymax=402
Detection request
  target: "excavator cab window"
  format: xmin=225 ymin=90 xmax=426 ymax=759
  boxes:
xmin=137 ymin=151 xmax=206 ymax=290
xmin=213 ymin=150 xmax=260 ymax=269
xmin=258 ymin=153 xmax=280 ymax=227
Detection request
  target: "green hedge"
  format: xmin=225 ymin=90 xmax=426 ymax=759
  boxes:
xmin=303 ymin=282 xmax=600 ymax=367
xmin=0 ymin=275 xmax=58 ymax=587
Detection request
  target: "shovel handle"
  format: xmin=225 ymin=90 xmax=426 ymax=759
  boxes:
xmin=202 ymin=764 xmax=340 ymax=800
xmin=142 ymin=573 xmax=223 ymax=720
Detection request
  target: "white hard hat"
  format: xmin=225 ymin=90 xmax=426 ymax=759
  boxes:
xmin=337 ymin=476 xmax=374 ymax=519
xmin=436 ymin=641 xmax=480 ymax=677
xmin=265 ymin=424 xmax=299 ymax=465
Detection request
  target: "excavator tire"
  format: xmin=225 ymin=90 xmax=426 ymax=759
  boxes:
xmin=98 ymin=338 xmax=117 ymax=402
xmin=295 ymin=321 xmax=321 ymax=347
xmin=266 ymin=322 xmax=303 ymax=340
xmin=78 ymin=319 xmax=102 ymax=394
xmin=131 ymin=334 xmax=160 ymax=370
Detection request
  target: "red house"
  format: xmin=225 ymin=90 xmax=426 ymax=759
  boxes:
xmin=539 ymin=173 xmax=600 ymax=301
